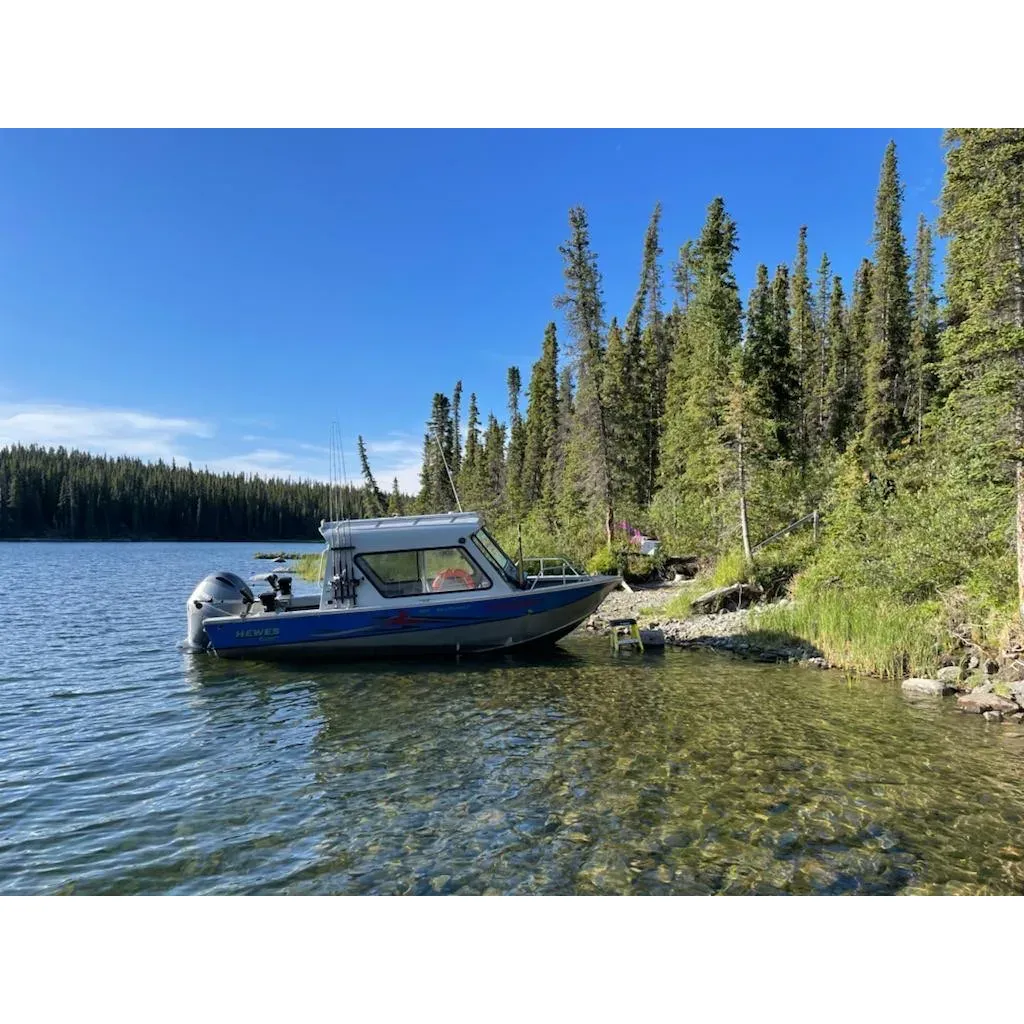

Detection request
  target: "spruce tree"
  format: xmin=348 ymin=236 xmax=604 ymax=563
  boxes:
xmin=657 ymin=197 xmax=742 ymax=552
xmin=814 ymin=252 xmax=833 ymax=439
xmin=789 ymin=226 xmax=816 ymax=456
xmin=822 ymin=276 xmax=857 ymax=448
xmin=522 ymin=323 xmax=560 ymax=509
xmin=939 ymin=128 xmax=1024 ymax=614
xmin=863 ymin=140 xmax=912 ymax=451
xmin=624 ymin=203 xmax=667 ymax=506
xmin=451 ymin=380 xmax=463 ymax=474
xmin=505 ymin=366 xmax=526 ymax=517
xmin=556 ymin=206 xmax=613 ymax=543
xmin=419 ymin=392 xmax=455 ymax=512
xmin=744 ymin=263 xmax=799 ymax=457
xmin=846 ymin=258 xmax=874 ymax=441
xmin=600 ymin=317 xmax=631 ymax=508
xmin=909 ymin=215 xmax=939 ymax=442
xmin=554 ymin=365 xmax=574 ymax=505
xmin=387 ymin=477 xmax=403 ymax=516
xmin=673 ymin=240 xmax=696 ymax=308
xmin=481 ymin=413 xmax=507 ymax=519
xmin=357 ymin=435 xmax=384 ymax=516
xmin=459 ymin=392 xmax=482 ymax=508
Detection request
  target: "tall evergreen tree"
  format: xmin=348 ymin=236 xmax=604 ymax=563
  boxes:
xmin=846 ymin=258 xmax=874 ymax=440
xmin=814 ymin=252 xmax=833 ymax=439
xmin=600 ymin=317 xmax=631 ymax=508
xmin=744 ymin=263 xmax=799 ymax=457
xmin=789 ymin=226 xmax=816 ymax=456
xmin=554 ymin=365 xmax=574 ymax=504
xmin=672 ymin=240 xmax=696 ymax=308
xmin=555 ymin=206 xmax=613 ymax=543
xmin=505 ymin=366 xmax=526 ymax=517
xmin=419 ymin=392 xmax=455 ymax=512
xmin=459 ymin=392 xmax=482 ymax=508
xmin=822 ymin=276 xmax=857 ymax=448
xmin=909 ymin=215 xmax=939 ymax=442
xmin=633 ymin=204 xmax=668 ymax=506
xmin=939 ymin=128 xmax=1024 ymax=615
xmin=451 ymin=380 xmax=463 ymax=474
xmin=387 ymin=476 xmax=403 ymax=516
xmin=863 ymin=140 xmax=912 ymax=451
xmin=357 ymin=435 xmax=384 ymax=516
xmin=522 ymin=323 xmax=560 ymax=509
xmin=657 ymin=198 xmax=742 ymax=552
xmin=481 ymin=413 xmax=507 ymax=519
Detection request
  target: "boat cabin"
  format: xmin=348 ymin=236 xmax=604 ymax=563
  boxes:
xmin=317 ymin=512 xmax=527 ymax=610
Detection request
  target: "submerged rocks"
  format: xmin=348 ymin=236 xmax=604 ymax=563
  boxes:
xmin=901 ymin=677 xmax=956 ymax=696
xmin=956 ymin=691 xmax=1019 ymax=715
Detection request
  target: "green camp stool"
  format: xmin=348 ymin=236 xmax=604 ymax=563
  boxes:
xmin=609 ymin=618 xmax=644 ymax=654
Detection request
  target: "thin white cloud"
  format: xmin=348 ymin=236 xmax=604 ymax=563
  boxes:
xmin=0 ymin=401 xmax=424 ymax=494
xmin=0 ymin=402 xmax=212 ymax=461
xmin=201 ymin=449 xmax=329 ymax=481
xmin=363 ymin=437 xmax=421 ymax=456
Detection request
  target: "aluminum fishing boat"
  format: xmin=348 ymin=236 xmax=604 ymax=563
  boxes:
xmin=185 ymin=512 xmax=620 ymax=659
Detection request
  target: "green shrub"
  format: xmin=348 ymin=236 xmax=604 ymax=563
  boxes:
xmin=586 ymin=548 xmax=619 ymax=576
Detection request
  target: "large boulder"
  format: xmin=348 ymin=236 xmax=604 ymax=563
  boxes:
xmin=956 ymin=691 xmax=1019 ymax=715
xmin=937 ymin=665 xmax=965 ymax=686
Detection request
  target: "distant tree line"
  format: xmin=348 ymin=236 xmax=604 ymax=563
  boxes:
xmin=0 ymin=444 xmax=411 ymax=540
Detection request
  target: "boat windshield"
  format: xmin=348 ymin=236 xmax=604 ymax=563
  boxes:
xmin=473 ymin=529 xmax=522 ymax=587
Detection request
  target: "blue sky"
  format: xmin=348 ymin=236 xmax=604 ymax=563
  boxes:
xmin=0 ymin=129 xmax=946 ymax=491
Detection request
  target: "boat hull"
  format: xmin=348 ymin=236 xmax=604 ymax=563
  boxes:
xmin=200 ymin=576 xmax=620 ymax=660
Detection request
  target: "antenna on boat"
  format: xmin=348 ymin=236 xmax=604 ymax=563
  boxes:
xmin=433 ymin=427 xmax=463 ymax=513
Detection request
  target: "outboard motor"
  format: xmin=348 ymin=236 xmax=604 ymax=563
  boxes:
xmin=186 ymin=571 xmax=255 ymax=650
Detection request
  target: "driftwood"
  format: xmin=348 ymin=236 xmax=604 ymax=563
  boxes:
xmin=690 ymin=581 xmax=764 ymax=614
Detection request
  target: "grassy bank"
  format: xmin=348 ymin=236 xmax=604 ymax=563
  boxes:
xmin=747 ymin=591 xmax=946 ymax=679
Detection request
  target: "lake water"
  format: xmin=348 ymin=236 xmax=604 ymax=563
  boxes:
xmin=3 ymin=541 xmax=1024 ymax=895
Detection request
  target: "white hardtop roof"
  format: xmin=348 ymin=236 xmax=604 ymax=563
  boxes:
xmin=319 ymin=512 xmax=485 ymax=550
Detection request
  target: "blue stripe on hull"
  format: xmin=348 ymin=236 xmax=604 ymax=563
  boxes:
xmin=203 ymin=579 xmax=614 ymax=656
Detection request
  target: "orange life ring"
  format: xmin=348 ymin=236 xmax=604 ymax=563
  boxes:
xmin=431 ymin=567 xmax=476 ymax=591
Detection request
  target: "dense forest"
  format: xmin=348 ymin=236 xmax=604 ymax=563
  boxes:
xmin=0 ymin=444 xmax=410 ymax=541
xmin=412 ymin=130 xmax=1024 ymax=673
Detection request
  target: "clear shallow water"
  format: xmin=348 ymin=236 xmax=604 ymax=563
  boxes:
xmin=2 ymin=541 xmax=1024 ymax=895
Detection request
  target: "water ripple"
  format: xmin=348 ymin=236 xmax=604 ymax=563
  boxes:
xmin=3 ymin=541 xmax=1024 ymax=893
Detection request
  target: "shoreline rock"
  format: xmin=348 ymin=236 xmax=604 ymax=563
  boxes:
xmin=902 ymin=677 xmax=957 ymax=696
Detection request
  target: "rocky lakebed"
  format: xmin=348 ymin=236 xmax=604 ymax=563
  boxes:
xmin=583 ymin=580 xmax=1024 ymax=724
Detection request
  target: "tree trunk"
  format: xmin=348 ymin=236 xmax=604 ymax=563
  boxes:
xmin=737 ymin=427 xmax=752 ymax=562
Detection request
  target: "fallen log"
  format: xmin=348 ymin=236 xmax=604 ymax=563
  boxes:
xmin=690 ymin=581 xmax=764 ymax=614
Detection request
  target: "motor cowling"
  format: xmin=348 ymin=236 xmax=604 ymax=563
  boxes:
xmin=186 ymin=571 xmax=255 ymax=650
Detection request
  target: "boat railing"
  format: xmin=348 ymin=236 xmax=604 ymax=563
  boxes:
xmin=523 ymin=556 xmax=584 ymax=588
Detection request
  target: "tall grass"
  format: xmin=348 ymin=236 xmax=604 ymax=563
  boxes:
xmin=750 ymin=589 xmax=944 ymax=679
